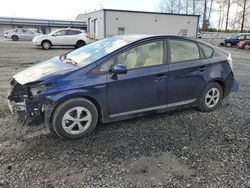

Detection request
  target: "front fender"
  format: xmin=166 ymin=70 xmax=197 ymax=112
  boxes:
xmin=43 ymin=88 xmax=107 ymax=127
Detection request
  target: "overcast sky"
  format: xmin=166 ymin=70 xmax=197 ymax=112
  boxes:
xmin=0 ymin=0 xmax=162 ymax=20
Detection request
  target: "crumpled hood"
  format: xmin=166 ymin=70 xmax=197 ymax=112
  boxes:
xmin=14 ymin=56 xmax=78 ymax=85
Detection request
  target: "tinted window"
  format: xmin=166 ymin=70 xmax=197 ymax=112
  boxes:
xmin=199 ymin=43 xmax=214 ymax=58
xmin=54 ymin=30 xmax=66 ymax=36
xmin=67 ymin=30 xmax=82 ymax=35
xmin=169 ymin=40 xmax=200 ymax=63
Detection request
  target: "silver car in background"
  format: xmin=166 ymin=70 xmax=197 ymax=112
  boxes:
xmin=4 ymin=28 xmax=41 ymax=41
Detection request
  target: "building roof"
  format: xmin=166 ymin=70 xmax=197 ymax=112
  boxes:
xmin=0 ymin=17 xmax=86 ymax=27
xmin=76 ymin=8 xmax=200 ymax=20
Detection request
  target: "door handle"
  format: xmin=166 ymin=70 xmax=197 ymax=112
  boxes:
xmin=155 ymin=74 xmax=167 ymax=82
xmin=199 ymin=65 xmax=207 ymax=72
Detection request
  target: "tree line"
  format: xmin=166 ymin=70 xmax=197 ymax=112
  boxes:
xmin=159 ymin=0 xmax=250 ymax=32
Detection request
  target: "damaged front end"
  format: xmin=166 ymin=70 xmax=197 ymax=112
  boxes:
xmin=7 ymin=79 xmax=48 ymax=125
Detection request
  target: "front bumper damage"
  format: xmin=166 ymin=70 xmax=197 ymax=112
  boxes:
xmin=7 ymin=79 xmax=53 ymax=133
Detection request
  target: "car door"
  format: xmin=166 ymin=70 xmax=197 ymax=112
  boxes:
xmin=17 ymin=29 xmax=25 ymax=39
xmin=23 ymin=29 xmax=33 ymax=40
xmin=104 ymin=39 xmax=168 ymax=117
xmin=51 ymin=30 xmax=67 ymax=45
xmin=65 ymin=30 xmax=82 ymax=45
xmin=167 ymin=38 xmax=210 ymax=107
xmin=235 ymin=35 xmax=245 ymax=44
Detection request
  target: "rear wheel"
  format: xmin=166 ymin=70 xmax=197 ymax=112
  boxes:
xmin=41 ymin=40 xmax=52 ymax=50
xmin=198 ymin=82 xmax=223 ymax=112
xmin=12 ymin=35 xmax=18 ymax=41
xmin=52 ymin=98 xmax=98 ymax=140
xmin=75 ymin=40 xmax=86 ymax=48
xmin=244 ymin=44 xmax=250 ymax=50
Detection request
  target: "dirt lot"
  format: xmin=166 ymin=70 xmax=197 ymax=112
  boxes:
xmin=0 ymin=38 xmax=250 ymax=188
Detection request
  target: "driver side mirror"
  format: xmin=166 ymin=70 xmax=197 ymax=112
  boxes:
xmin=111 ymin=64 xmax=128 ymax=74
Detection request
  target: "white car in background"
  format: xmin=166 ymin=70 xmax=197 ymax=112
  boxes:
xmin=4 ymin=28 xmax=41 ymax=41
xmin=32 ymin=28 xmax=90 ymax=49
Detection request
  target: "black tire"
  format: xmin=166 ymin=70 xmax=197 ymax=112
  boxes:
xmin=12 ymin=35 xmax=18 ymax=41
xmin=52 ymin=98 xmax=98 ymax=140
xmin=75 ymin=40 xmax=86 ymax=48
xmin=41 ymin=40 xmax=52 ymax=50
xmin=198 ymin=82 xmax=223 ymax=112
xmin=244 ymin=44 xmax=250 ymax=50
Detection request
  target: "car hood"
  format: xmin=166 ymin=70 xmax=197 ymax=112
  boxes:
xmin=14 ymin=57 xmax=78 ymax=85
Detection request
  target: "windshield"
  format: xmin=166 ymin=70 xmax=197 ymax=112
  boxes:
xmin=65 ymin=37 xmax=135 ymax=67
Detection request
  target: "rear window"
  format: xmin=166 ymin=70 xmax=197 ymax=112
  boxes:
xmin=199 ymin=43 xmax=214 ymax=58
xmin=67 ymin=30 xmax=82 ymax=35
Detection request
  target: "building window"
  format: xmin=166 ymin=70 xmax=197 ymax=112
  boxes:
xmin=118 ymin=27 xmax=125 ymax=35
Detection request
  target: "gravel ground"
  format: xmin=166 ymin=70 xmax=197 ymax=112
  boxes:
xmin=0 ymin=38 xmax=250 ymax=188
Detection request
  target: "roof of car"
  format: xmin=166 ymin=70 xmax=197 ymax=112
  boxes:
xmin=110 ymin=34 xmax=194 ymax=43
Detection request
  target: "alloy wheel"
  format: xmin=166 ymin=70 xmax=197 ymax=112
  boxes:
xmin=205 ymin=88 xmax=220 ymax=108
xmin=62 ymin=106 xmax=92 ymax=135
xmin=43 ymin=42 xmax=51 ymax=49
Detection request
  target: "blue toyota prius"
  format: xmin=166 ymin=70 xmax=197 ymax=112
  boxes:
xmin=8 ymin=35 xmax=238 ymax=139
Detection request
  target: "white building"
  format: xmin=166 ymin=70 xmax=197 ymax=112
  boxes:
xmin=76 ymin=9 xmax=200 ymax=40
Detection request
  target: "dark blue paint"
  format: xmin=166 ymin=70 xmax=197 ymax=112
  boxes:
xmin=12 ymin=35 xmax=237 ymax=125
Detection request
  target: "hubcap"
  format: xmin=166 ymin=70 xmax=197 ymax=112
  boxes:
xmin=226 ymin=43 xmax=232 ymax=47
xmin=62 ymin=107 xmax=92 ymax=135
xmin=205 ymin=88 xmax=220 ymax=108
xmin=43 ymin=42 xmax=50 ymax=49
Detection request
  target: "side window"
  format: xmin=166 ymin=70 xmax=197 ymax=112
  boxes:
xmin=17 ymin=29 xmax=23 ymax=33
xmin=169 ymin=39 xmax=200 ymax=63
xmin=246 ymin=35 xmax=250 ymax=39
xmin=92 ymin=40 xmax=164 ymax=75
xmin=115 ymin=40 xmax=164 ymax=69
xmin=199 ymin=43 xmax=214 ymax=58
xmin=238 ymin=35 xmax=245 ymax=40
xmin=54 ymin=30 xmax=66 ymax=36
xmin=67 ymin=30 xmax=81 ymax=35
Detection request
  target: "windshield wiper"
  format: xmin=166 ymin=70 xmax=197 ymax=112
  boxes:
xmin=59 ymin=54 xmax=77 ymax=65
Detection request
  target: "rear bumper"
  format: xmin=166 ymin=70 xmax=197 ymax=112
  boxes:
xmin=231 ymin=79 xmax=239 ymax=92
xmin=223 ymin=71 xmax=239 ymax=97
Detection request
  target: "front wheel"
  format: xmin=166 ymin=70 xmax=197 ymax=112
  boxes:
xmin=198 ymin=82 xmax=223 ymax=112
xmin=41 ymin=40 xmax=52 ymax=50
xmin=244 ymin=44 xmax=250 ymax=50
xmin=52 ymin=98 xmax=98 ymax=139
xmin=12 ymin=35 xmax=19 ymax=41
